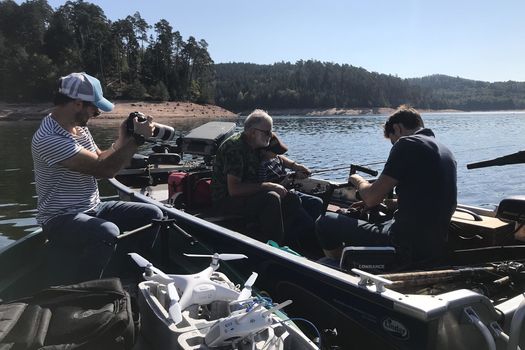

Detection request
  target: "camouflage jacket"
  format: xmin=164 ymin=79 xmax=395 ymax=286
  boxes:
xmin=211 ymin=132 xmax=261 ymax=202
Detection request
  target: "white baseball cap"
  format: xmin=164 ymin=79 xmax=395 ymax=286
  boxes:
xmin=58 ymin=72 xmax=114 ymax=112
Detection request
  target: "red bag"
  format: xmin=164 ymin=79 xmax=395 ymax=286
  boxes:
xmin=192 ymin=178 xmax=212 ymax=207
xmin=168 ymin=172 xmax=189 ymax=205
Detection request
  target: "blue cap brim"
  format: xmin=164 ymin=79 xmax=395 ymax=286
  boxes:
xmin=84 ymin=74 xmax=114 ymax=112
xmin=94 ymin=98 xmax=114 ymax=112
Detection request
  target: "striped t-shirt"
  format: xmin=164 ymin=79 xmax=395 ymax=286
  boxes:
xmin=32 ymin=114 xmax=100 ymax=225
xmin=257 ymin=156 xmax=287 ymax=182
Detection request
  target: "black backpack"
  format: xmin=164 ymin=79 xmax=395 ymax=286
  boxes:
xmin=0 ymin=278 xmax=136 ymax=350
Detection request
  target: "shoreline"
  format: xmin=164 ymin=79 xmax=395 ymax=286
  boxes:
xmin=266 ymin=107 xmax=464 ymax=116
xmin=2 ymin=101 xmax=524 ymax=122
xmin=0 ymin=101 xmax=238 ymax=122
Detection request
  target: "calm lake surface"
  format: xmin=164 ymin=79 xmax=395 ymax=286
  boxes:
xmin=1 ymin=112 xmax=525 ymax=249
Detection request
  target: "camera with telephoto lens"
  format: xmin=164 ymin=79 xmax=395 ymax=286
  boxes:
xmin=126 ymin=111 xmax=176 ymax=142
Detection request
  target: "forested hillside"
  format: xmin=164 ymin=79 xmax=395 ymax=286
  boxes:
xmin=1 ymin=0 xmax=524 ymax=112
xmin=214 ymin=61 xmax=424 ymax=111
xmin=0 ymin=0 xmax=215 ymax=103
xmin=407 ymin=75 xmax=525 ymax=111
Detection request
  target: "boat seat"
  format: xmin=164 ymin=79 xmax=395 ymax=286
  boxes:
xmin=496 ymin=196 xmax=525 ymax=224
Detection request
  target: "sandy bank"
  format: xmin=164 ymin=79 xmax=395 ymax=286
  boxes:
xmin=0 ymin=102 xmax=497 ymax=122
xmin=267 ymin=107 xmax=462 ymax=116
xmin=0 ymin=101 xmax=237 ymax=122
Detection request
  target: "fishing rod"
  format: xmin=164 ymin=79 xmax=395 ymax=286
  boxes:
xmin=379 ymin=266 xmax=497 ymax=289
xmin=279 ymin=163 xmax=382 ymax=195
xmin=379 ymin=261 xmax=525 ymax=290
xmin=311 ymin=161 xmax=385 ymax=175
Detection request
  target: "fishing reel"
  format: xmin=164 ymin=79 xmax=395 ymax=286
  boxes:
xmin=492 ymin=261 xmax=525 ymax=274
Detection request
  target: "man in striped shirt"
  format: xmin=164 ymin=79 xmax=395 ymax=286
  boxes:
xmin=32 ymin=72 xmax=163 ymax=283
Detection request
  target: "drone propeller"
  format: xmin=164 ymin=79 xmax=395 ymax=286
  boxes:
xmin=129 ymin=252 xmax=150 ymax=268
xmin=184 ymin=253 xmax=248 ymax=261
xmin=237 ymin=272 xmax=258 ymax=301
xmin=128 ymin=253 xmax=171 ymax=280
xmin=167 ymin=282 xmax=182 ymax=324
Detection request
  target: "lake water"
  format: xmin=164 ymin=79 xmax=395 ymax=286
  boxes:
xmin=1 ymin=112 xmax=525 ymax=249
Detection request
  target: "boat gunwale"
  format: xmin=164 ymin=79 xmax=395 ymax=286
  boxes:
xmin=109 ymin=177 xmax=505 ymax=322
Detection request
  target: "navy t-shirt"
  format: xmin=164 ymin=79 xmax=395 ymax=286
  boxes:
xmin=382 ymin=128 xmax=457 ymax=260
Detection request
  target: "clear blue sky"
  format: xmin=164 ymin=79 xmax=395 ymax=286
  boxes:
xmin=42 ymin=0 xmax=525 ymax=82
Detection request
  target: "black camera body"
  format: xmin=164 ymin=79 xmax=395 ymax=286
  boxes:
xmin=126 ymin=111 xmax=176 ymax=142
xmin=126 ymin=111 xmax=147 ymax=136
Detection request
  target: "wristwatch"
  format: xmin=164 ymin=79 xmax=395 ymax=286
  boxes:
xmin=132 ymin=133 xmax=145 ymax=146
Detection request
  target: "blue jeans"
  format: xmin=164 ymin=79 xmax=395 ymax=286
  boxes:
xmin=315 ymin=212 xmax=394 ymax=251
xmin=295 ymin=191 xmax=323 ymax=221
xmin=284 ymin=190 xmax=324 ymax=256
xmin=43 ymin=201 xmax=163 ymax=283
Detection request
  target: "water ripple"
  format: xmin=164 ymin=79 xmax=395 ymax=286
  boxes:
xmin=0 ymin=203 xmax=19 ymax=208
xmin=0 ymin=217 xmax=38 ymax=227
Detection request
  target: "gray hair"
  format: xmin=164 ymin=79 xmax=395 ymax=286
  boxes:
xmin=244 ymin=109 xmax=272 ymax=131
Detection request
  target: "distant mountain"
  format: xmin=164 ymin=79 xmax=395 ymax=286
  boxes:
xmin=407 ymin=75 xmax=525 ymax=110
xmin=214 ymin=63 xmax=525 ymax=112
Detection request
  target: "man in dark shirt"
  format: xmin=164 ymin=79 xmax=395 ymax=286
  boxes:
xmin=211 ymin=109 xmax=304 ymax=243
xmin=316 ymin=105 xmax=457 ymax=263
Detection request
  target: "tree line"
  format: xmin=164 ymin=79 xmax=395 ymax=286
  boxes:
xmin=1 ymin=0 xmax=525 ymax=112
xmin=215 ymin=62 xmax=525 ymax=112
xmin=0 ymin=0 xmax=215 ymax=103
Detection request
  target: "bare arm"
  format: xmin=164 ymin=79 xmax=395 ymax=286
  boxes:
xmin=278 ymin=155 xmax=311 ymax=176
xmin=60 ymin=116 xmax=154 ymax=178
xmin=349 ymin=173 xmax=398 ymax=208
xmin=60 ymin=136 xmax=139 ymax=178
xmin=227 ymin=174 xmax=288 ymax=198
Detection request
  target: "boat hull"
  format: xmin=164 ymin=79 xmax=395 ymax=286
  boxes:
xmin=110 ymin=178 xmax=525 ymax=349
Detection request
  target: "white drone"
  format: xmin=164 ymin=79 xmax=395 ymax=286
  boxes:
xmin=129 ymin=252 xmax=258 ymax=325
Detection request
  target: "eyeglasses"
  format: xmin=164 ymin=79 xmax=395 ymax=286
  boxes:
xmin=252 ymin=127 xmax=272 ymax=137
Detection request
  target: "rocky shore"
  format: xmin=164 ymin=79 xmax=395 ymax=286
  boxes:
xmin=266 ymin=107 xmax=462 ymax=116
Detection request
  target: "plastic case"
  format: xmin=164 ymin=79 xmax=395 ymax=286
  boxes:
xmin=180 ymin=122 xmax=236 ymax=156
